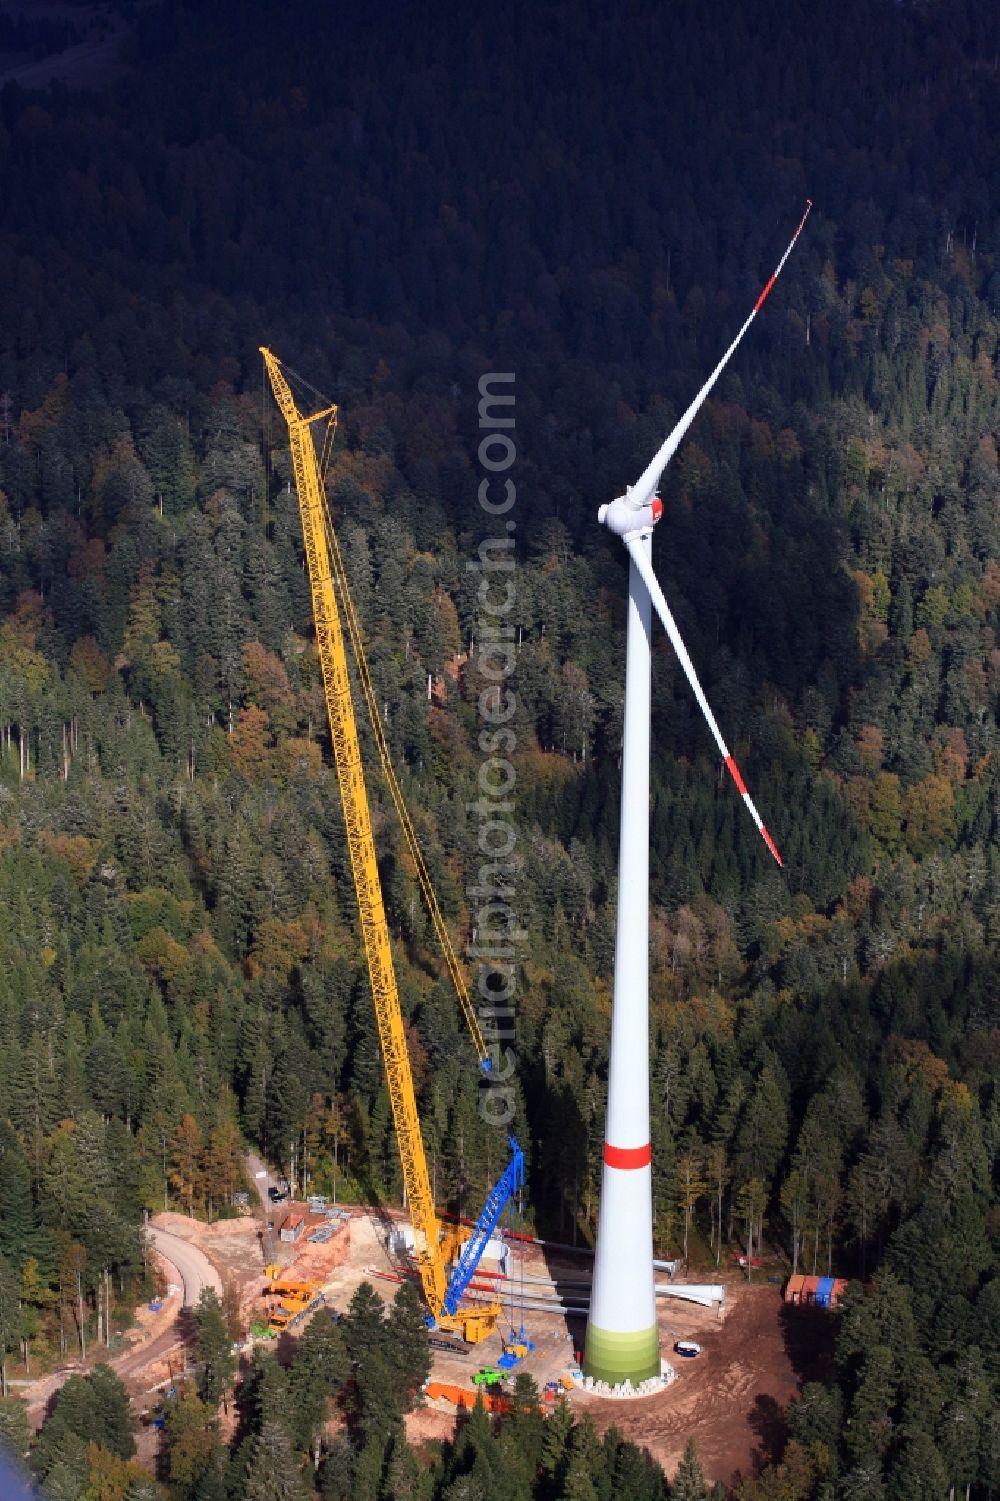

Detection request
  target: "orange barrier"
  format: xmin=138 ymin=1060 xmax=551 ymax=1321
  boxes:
xmin=425 ymin=1381 xmax=512 ymax=1414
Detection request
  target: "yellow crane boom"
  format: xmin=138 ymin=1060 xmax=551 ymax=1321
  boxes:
xmin=260 ymin=347 xmax=500 ymax=1341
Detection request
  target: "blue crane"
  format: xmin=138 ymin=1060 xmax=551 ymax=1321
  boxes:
xmin=441 ymin=1136 xmax=525 ymax=1318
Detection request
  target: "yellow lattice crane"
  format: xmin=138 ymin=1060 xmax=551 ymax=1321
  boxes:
xmin=261 ymin=347 xmax=517 ymax=1344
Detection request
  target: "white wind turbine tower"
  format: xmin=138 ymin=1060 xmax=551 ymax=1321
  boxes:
xmin=584 ymin=201 xmax=811 ymax=1390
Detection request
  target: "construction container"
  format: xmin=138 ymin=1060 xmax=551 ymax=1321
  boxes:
xmin=389 ymin=1226 xmax=416 ymax=1256
xmin=786 ymin=1272 xmax=848 ymax=1308
xmin=280 ymin=1213 xmax=305 ymax=1243
xmin=458 ymin=1235 xmax=506 ymax=1266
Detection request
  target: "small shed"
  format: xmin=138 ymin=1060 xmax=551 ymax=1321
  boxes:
xmin=784 ymin=1274 xmax=805 ymax=1304
xmin=389 ymin=1225 xmax=416 ymax=1256
xmin=280 ymin=1213 xmax=305 ymax=1244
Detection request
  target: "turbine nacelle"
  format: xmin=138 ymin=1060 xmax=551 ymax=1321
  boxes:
xmin=598 ymin=494 xmax=663 ymax=538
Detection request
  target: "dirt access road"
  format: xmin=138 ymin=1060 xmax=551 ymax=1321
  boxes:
xmin=111 ymin=1228 xmax=225 ymax=1387
xmin=0 ymin=3 xmax=130 ymax=91
xmin=245 ymin=1150 xmax=277 ymax=1209
xmin=147 ymin=1226 xmax=223 ymax=1308
xmin=21 ymin=1228 xmax=222 ymax=1427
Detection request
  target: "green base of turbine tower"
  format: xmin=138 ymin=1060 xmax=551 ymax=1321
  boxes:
xmin=583 ymin=1322 xmax=660 ymax=1386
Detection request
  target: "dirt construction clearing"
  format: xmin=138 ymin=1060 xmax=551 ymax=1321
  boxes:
xmin=574 ymin=1281 xmax=822 ymax=1486
xmin=20 ymin=1185 xmax=825 ymax=1492
xmin=409 ymin=1244 xmax=829 ymax=1490
xmin=140 ymin=1208 xmax=823 ymax=1489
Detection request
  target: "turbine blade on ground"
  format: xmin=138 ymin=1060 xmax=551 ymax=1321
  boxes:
xmin=625 ymin=536 xmax=783 ymax=867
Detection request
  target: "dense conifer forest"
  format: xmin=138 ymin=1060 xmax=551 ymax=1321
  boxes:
xmin=0 ymin=0 xmax=998 ymax=1495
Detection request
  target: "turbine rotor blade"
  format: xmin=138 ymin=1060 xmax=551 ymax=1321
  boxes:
xmin=625 ymin=536 xmax=783 ymax=867
xmin=629 ymin=200 xmax=812 ymax=508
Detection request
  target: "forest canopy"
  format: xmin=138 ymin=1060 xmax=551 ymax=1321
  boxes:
xmin=0 ymin=0 xmax=998 ymax=1497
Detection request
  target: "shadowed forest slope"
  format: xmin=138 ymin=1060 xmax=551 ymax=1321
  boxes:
xmin=0 ymin=2 xmax=998 ymax=1497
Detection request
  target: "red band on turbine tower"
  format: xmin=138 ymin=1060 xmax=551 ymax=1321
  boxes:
xmin=604 ymin=1142 xmax=652 ymax=1169
xmin=724 ymin=755 xmax=748 ymax=796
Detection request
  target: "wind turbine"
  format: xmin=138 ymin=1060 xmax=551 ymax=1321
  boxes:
xmin=583 ymin=202 xmax=811 ymax=1389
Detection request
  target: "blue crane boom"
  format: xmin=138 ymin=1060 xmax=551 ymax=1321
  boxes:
xmin=442 ymin=1136 xmax=525 ymax=1317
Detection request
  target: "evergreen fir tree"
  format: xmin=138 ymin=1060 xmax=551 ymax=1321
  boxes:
xmin=671 ymin=1438 xmax=708 ymax=1501
xmin=86 ymin=1364 xmax=136 ymax=1460
xmin=0 ymin=1254 xmax=21 ymax=1398
xmin=286 ymin=1310 xmax=347 ymax=1464
xmin=560 ymin=1458 xmax=599 ymax=1501
xmin=243 ymin=1418 xmax=310 ymax=1501
xmin=317 ymin=1437 xmax=356 ymax=1501
xmin=348 ymin=1434 xmax=388 ymax=1501
xmin=194 ymin=1287 xmax=235 ymax=1411
xmin=0 ymin=1395 xmax=30 ymax=1461
xmin=342 ymin=1281 xmax=387 ymax=1369
xmin=540 ymin=1398 xmax=574 ymax=1484
xmin=387 ymin=1283 xmax=431 ymax=1410
xmin=0 ymin=1129 xmax=41 ymax=1273
xmin=379 ymin=1431 xmax=422 ymax=1500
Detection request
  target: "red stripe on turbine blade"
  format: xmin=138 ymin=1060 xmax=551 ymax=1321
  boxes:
xmin=724 ymin=754 xmax=748 ymax=797
xmin=754 ymin=274 xmax=777 ymax=312
xmin=761 ymin=827 xmax=783 ymax=867
xmin=755 ymin=202 xmax=811 ymax=310
xmin=604 ymin=1142 xmax=652 ymax=1170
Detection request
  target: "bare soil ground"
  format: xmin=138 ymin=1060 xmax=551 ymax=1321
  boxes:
xmin=573 ymin=1281 xmax=830 ymax=1489
xmin=151 ymin=1211 xmax=264 ymax=1306
xmin=146 ymin=1206 xmax=355 ymax=1332
xmin=414 ymin=1250 xmax=832 ymax=1492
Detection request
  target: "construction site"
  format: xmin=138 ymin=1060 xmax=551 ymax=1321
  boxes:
xmin=112 ymin=1174 xmax=813 ymax=1484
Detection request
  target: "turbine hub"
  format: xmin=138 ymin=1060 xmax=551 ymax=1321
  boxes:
xmin=598 ymin=494 xmax=663 ymax=538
